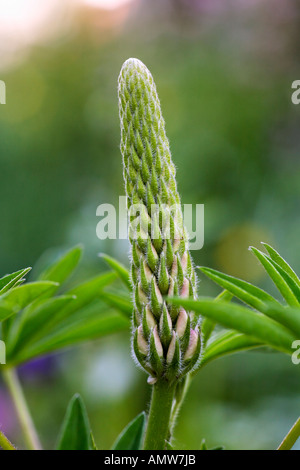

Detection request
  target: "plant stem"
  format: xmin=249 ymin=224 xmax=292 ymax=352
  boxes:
xmin=143 ymin=379 xmax=176 ymax=450
xmin=0 ymin=430 xmax=15 ymax=450
xmin=2 ymin=367 xmax=42 ymax=450
xmin=170 ymin=375 xmax=190 ymax=431
xmin=277 ymin=417 xmax=300 ymax=450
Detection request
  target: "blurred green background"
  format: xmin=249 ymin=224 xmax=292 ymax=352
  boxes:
xmin=0 ymin=0 xmax=299 ymax=450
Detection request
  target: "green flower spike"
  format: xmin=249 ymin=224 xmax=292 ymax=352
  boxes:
xmin=118 ymin=58 xmax=201 ymax=384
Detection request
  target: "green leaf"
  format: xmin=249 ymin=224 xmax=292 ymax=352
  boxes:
xmin=263 ymin=304 xmax=300 ymax=338
xmin=200 ymin=266 xmax=300 ymax=337
xmin=38 ymin=246 xmax=83 ymax=291
xmin=200 ymin=439 xmax=208 ymax=450
xmin=112 ymin=412 xmax=146 ymax=450
xmin=201 ymin=290 xmax=232 ymax=345
xmin=23 ymin=272 xmax=117 ymax=338
xmin=56 ymin=394 xmax=94 ymax=450
xmin=0 ymin=268 xmax=31 ymax=295
xmin=165 ymin=441 xmax=174 ymax=450
xmin=168 ymin=297 xmax=296 ymax=354
xmin=265 ymin=258 xmax=300 ymax=304
xmin=262 ymin=243 xmax=300 ymax=290
xmin=100 ymin=291 xmax=132 ymax=319
xmin=10 ymin=304 xmax=129 ymax=365
xmin=201 ymin=330 xmax=262 ymax=367
xmin=6 ymin=296 xmax=76 ymax=355
xmin=99 ymin=254 xmax=131 ymax=291
xmin=0 ymin=430 xmax=16 ymax=450
xmin=277 ymin=416 xmax=300 ymax=450
xmin=200 ymin=438 xmax=224 ymax=450
xmin=6 ymin=272 xmax=123 ymax=365
xmin=200 ymin=267 xmax=280 ymax=313
xmin=250 ymin=247 xmax=299 ymax=307
xmin=0 ymin=281 xmax=58 ymax=323
xmin=58 ymin=272 xmax=117 ymax=319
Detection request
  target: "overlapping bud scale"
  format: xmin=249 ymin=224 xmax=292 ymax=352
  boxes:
xmin=118 ymin=58 xmax=201 ymax=383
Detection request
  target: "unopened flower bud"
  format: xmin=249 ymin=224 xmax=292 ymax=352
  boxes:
xmin=166 ymin=332 xmax=177 ymax=364
xmin=147 ymin=239 xmax=159 ymax=272
xmin=153 ymin=326 xmax=163 ymax=358
xmin=142 ymin=305 xmax=156 ymax=337
xmin=184 ymin=329 xmax=199 ymax=361
xmin=137 ymin=326 xmax=148 ymax=356
xmin=135 ymin=282 xmax=148 ymax=309
xmin=150 ymin=277 xmax=163 ymax=317
xmin=159 ymin=303 xmax=173 ymax=348
xmin=180 ymin=278 xmax=190 ymax=298
xmin=181 ymin=251 xmax=188 ymax=272
xmin=176 ymin=308 xmax=188 ymax=338
xmin=140 ymin=260 xmax=153 ymax=294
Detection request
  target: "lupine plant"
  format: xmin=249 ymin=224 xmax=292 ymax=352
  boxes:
xmin=0 ymin=58 xmax=299 ymax=450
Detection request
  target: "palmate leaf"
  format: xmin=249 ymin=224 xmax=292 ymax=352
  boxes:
xmin=9 ymin=303 xmax=129 ymax=365
xmin=195 ymin=244 xmax=300 ymax=365
xmin=199 ymin=267 xmax=300 ymax=337
xmin=168 ymin=298 xmax=296 ymax=354
xmin=0 ymin=268 xmax=31 ymax=295
xmin=200 ymin=330 xmax=262 ymax=368
xmin=112 ymin=412 xmax=146 ymax=450
xmin=56 ymin=272 xmax=117 ymax=319
xmin=6 ymin=296 xmax=76 ymax=355
xmin=0 ymin=245 xmax=134 ymax=367
xmin=5 ymin=271 xmax=118 ymax=362
xmin=0 ymin=268 xmax=33 ymax=341
xmin=0 ymin=281 xmax=58 ymax=323
xmin=56 ymin=394 xmax=95 ymax=450
xmin=199 ymin=267 xmax=280 ymax=313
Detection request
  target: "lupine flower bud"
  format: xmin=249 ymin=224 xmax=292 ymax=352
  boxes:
xmin=118 ymin=58 xmax=201 ymax=383
xmin=176 ymin=309 xmax=188 ymax=338
xmin=184 ymin=329 xmax=200 ymax=361
xmin=137 ymin=325 xmax=148 ymax=356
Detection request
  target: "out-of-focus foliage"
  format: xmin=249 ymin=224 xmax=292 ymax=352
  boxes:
xmin=0 ymin=0 xmax=300 ymax=450
xmin=0 ymin=246 xmax=129 ymax=367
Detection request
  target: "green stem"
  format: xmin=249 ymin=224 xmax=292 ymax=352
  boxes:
xmin=277 ymin=417 xmax=300 ymax=450
xmin=2 ymin=367 xmax=42 ymax=450
xmin=0 ymin=430 xmax=15 ymax=450
xmin=170 ymin=375 xmax=191 ymax=430
xmin=143 ymin=379 xmax=176 ymax=450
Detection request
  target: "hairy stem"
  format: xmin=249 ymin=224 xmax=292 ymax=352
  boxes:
xmin=2 ymin=368 xmax=42 ymax=450
xmin=277 ymin=417 xmax=300 ymax=450
xmin=170 ymin=375 xmax=191 ymax=430
xmin=0 ymin=430 xmax=15 ymax=450
xmin=143 ymin=379 xmax=176 ymax=450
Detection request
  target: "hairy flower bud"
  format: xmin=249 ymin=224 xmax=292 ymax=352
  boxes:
xmin=176 ymin=309 xmax=188 ymax=338
xmin=137 ymin=325 xmax=148 ymax=356
xmin=118 ymin=58 xmax=201 ymax=383
xmin=184 ymin=329 xmax=199 ymax=361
